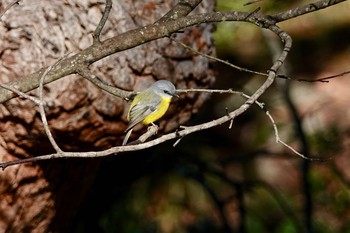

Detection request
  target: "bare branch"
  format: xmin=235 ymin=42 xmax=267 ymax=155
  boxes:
xmin=92 ymin=0 xmax=112 ymax=43
xmin=171 ymin=37 xmax=267 ymax=77
xmin=0 ymin=59 xmax=66 ymax=154
xmin=300 ymin=70 xmax=350 ymax=83
xmin=271 ymin=0 xmax=348 ymax=23
xmin=243 ymin=0 xmax=264 ymax=6
xmin=138 ymin=125 xmax=159 ymax=143
xmin=76 ymin=67 xmax=132 ymax=100
xmin=178 ymin=88 xmax=319 ymax=160
xmin=172 ymin=36 xmax=350 ymax=84
xmin=0 ymin=0 xmax=21 ymax=21
xmin=38 ymin=62 xmax=64 ymax=154
xmin=0 ymin=83 xmax=40 ymax=104
xmin=157 ymin=0 xmax=203 ymax=23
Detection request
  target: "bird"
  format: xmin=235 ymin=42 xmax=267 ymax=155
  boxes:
xmin=122 ymin=80 xmax=178 ymax=145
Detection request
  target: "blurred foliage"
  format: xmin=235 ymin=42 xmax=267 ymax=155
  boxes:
xmin=72 ymin=1 xmax=350 ymax=233
xmin=307 ymin=126 xmax=341 ymax=156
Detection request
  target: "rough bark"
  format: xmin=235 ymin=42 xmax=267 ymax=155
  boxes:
xmin=0 ymin=0 xmax=215 ymax=232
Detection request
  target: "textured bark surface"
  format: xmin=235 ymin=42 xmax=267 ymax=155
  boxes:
xmin=0 ymin=0 xmax=215 ymax=232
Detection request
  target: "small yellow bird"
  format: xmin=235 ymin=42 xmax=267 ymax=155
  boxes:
xmin=122 ymin=80 xmax=178 ymax=145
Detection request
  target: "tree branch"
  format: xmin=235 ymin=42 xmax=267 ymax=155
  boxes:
xmin=0 ymin=0 xmax=345 ymax=104
xmin=271 ymin=0 xmax=348 ymax=23
xmin=0 ymin=0 xmax=21 ymax=21
xmin=76 ymin=66 xmax=132 ymax=100
xmin=0 ymin=18 xmax=292 ymax=168
xmin=157 ymin=0 xmax=203 ymax=23
xmin=92 ymin=0 xmax=112 ymax=43
xmin=38 ymin=61 xmax=64 ymax=154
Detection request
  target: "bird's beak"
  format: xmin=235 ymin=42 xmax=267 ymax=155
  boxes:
xmin=173 ymin=93 xmax=179 ymax=98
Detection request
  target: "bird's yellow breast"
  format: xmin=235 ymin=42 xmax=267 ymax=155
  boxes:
xmin=142 ymin=96 xmax=171 ymax=125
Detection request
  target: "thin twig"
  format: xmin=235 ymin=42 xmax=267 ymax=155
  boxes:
xmin=271 ymin=0 xmax=347 ymax=23
xmin=306 ymin=70 xmax=350 ymax=83
xmin=264 ymin=109 xmax=316 ymax=160
xmin=138 ymin=125 xmax=158 ymax=143
xmin=38 ymin=60 xmax=65 ymax=154
xmin=173 ymin=33 xmax=349 ymax=84
xmin=0 ymin=0 xmax=21 ymax=21
xmin=0 ymin=59 xmax=65 ymax=154
xmin=123 ymin=125 xmax=159 ymax=146
xmin=76 ymin=66 xmax=132 ymax=100
xmin=156 ymin=0 xmax=202 ymax=23
xmin=171 ymin=37 xmax=268 ymax=77
xmin=0 ymin=83 xmax=40 ymax=104
xmin=178 ymin=88 xmax=317 ymax=160
xmin=243 ymin=0 xmax=264 ymax=6
xmin=226 ymin=107 xmax=234 ymax=129
xmin=173 ymin=137 xmax=182 ymax=147
xmin=92 ymin=0 xmax=112 ymax=43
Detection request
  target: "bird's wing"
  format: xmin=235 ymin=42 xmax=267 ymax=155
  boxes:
xmin=124 ymin=94 xmax=161 ymax=132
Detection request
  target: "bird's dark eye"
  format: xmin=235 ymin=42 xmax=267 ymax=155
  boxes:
xmin=164 ymin=90 xmax=170 ymax=95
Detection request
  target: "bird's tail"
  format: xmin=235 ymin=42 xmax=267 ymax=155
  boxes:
xmin=122 ymin=128 xmax=133 ymax=145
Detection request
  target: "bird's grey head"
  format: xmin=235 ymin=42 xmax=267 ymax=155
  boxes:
xmin=151 ymin=80 xmax=177 ymax=98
